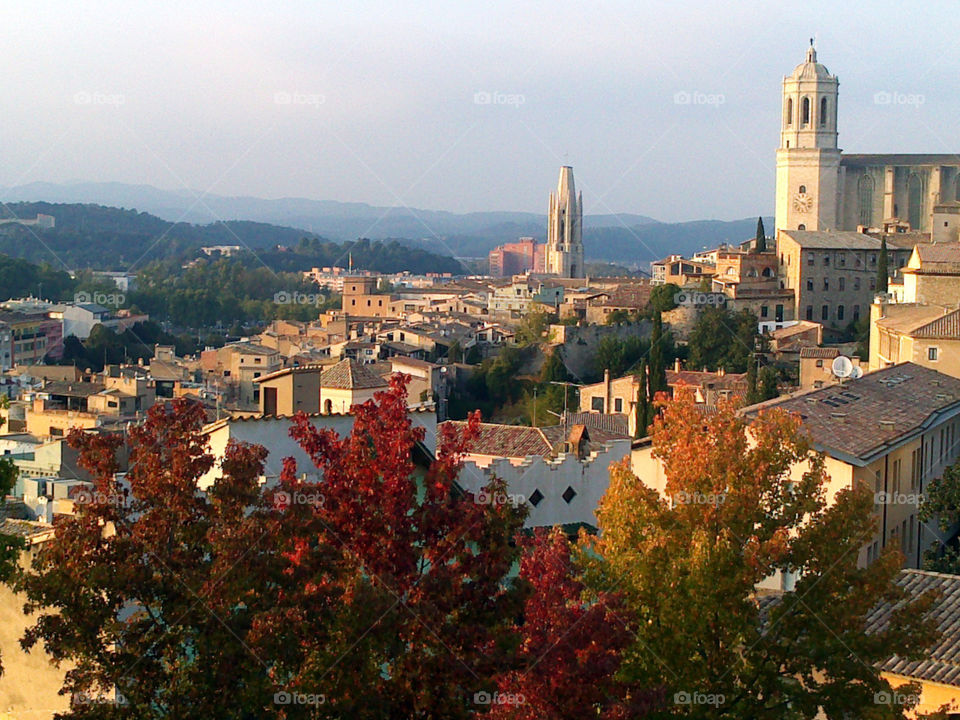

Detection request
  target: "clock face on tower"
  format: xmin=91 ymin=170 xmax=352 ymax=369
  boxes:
xmin=793 ymin=192 xmax=814 ymax=213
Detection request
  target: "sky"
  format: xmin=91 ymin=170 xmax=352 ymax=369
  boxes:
xmin=1 ymin=0 xmax=958 ymax=222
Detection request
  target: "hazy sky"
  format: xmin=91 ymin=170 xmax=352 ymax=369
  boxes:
xmin=2 ymin=1 xmax=958 ymax=222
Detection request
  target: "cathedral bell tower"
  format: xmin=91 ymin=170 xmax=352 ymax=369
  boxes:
xmin=546 ymin=166 xmax=584 ymax=279
xmin=775 ymin=41 xmax=841 ymax=234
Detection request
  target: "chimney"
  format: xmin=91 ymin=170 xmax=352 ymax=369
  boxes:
xmin=717 ymin=367 xmax=725 ymax=377
xmin=674 ymin=358 xmax=681 ymax=372
xmin=604 ymin=369 xmax=611 ymax=413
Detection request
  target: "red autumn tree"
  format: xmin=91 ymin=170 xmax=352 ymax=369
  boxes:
xmin=485 ymin=528 xmax=659 ymax=720
xmin=260 ymin=374 xmax=528 ymax=718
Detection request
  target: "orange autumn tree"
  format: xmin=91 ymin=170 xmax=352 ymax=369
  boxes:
xmin=582 ymin=393 xmax=939 ymax=719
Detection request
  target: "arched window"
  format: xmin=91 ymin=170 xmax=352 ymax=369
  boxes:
xmin=801 ymin=97 xmax=810 ymax=126
xmin=820 ymin=97 xmax=828 ymax=126
xmin=798 ymin=223 xmax=806 ymax=230
xmin=324 ymin=398 xmax=333 ymax=414
xmin=908 ymin=174 xmax=923 ymax=230
xmin=785 ymin=98 xmax=793 ymax=126
xmin=799 ymin=185 xmax=806 ymax=194
xmin=858 ymin=174 xmax=874 ymax=227
xmin=747 ymin=268 xmax=759 ymax=278
xmin=762 ymin=267 xmax=774 ymax=278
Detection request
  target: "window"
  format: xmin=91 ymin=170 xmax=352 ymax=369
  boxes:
xmin=853 ymin=305 xmax=860 ymax=322
xmin=591 ymin=396 xmax=604 ymax=411
xmin=892 ymin=458 xmax=902 ymax=493
xmin=820 ymin=96 xmax=828 ymax=126
xmin=775 ymin=304 xmax=784 ymax=322
xmin=253 ymin=372 xmax=261 ymax=379
xmin=821 ymin=305 xmax=829 ymax=321
xmin=816 ymin=359 xmax=823 ymax=368
xmin=854 ymin=277 xmax=860 ymax=291
xmin=838 ymin=253 xmax=846 ymax=266
xmin=801 ymin=97 xmax=810 ymax=125
xmin=324 ymin=399 xmax=333 ymax=414
xmin=762 ymin=267 xmax=774 ymax=277
xmin=562 ymin=487 xmax=577 ymax=504
xmin=528 ymin=489 xmax=544 ymax=507
xmin=223 ymin=370 xmax=231 ymax=377
xmin=785 ymin=97 xmax=793 ymax=125
xmin=869 ymin=278 xmax=876 ymax=291
xmin=807 ymin=254 xmax=815 ymax=266
xmin=839 ymin=277 xmax=845 ymax=291
xmin=614 ymin=397 xmax=623 ymax=413
xmin=837 ymin=305 xmax=845 ymax=321
xmin=824 ymin=255 xmax=830 ymax=266
xmin=761 ymin=306 xmax=768 ymax=318
xmin=858 ymin=175 xmax=874 ymax=227
xmin=799 ymin=185 xmax=807 ymax=194
xmin=870 ymin=254 xmax=877 ymax=266
xmin=806 ymin=305 xmax=813 ymax=320
xmin=806 ymin=280 xmax=813 ymax=291
xmin=798 ymin=224 xmax=806 ymax=230
xmin=908 ymin=174 xmax=923 ymax=230
xmin=823 ymin=278 xmax=829 ymax=291
xmin=929 ymin=347 xmax=939 ymax=361
xmin=254 ymin=357 xmax=261 ymax=364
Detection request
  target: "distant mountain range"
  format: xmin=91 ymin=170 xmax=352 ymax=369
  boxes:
xmin=0 ymin=182 xmax=771 ymax=269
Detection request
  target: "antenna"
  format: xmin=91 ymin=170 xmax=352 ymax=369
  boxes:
xmin=849 ymin=365 xmax=863 ymax=380
xmin=831 ymin=355 xmax=854 ymax=382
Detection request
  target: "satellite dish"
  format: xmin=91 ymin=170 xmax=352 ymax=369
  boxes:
xmin=850 ymin=365 xmax=863 ymax=379
xmin=831 ymin=355 xmax=854 ymax=379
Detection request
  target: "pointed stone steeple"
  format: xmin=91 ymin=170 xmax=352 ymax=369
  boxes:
xmin=546 ymin=166 xmax=584 ymax=278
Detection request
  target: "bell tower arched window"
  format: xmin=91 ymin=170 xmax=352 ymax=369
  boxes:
xmin=801 ymin=97 xmax=810 ymax=126
xmin=785 ymin=98 xmax=793 ymax=126
xmin=820 ymin=97 xmax=828 ymax=126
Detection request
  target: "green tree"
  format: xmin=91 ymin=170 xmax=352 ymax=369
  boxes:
xmin=634 ymin=361 xmax=651 ymax=438
xmin=584 ymin=395 xmax=939 ymax=719
xmin=605 ymin=309 xmax=631 ymax=325
xmin=648 ymin=283 xmax=679 ymax=314
xmin=755 ymin=216 xmax=767 ymax=252
xmin=758 ymin=365 xmax=779 ymax=401
xmin=688 ymin=307 xmax=759 ymax=373
xmin=920 ymin=457 xmax=960 ymax=574
xmin=515 ymin=310 xmax=550 ymax=346
xmin=877 ymin=236 xmax=889 ymax=293
xmin=648 ymin=311 xmax=668 ymax=396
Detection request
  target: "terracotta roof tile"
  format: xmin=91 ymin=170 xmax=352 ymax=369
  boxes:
xmin=320 ymin=358 xmax=389 ymax=390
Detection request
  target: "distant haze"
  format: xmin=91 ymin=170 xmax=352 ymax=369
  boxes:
xmin=1 ymin=1 xmax=957 ymax=222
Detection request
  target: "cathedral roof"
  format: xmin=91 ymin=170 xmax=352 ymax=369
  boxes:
xmin=788 ymin=43 xmax=834 ymax=81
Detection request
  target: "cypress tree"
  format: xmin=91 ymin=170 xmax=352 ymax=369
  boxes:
xmin=755 ymin=216 xmax=766 ymax=253
xmin=635 ymin=360 xmax=650 ymax=438
xmin=876 ymin=236 xmax=889 ymax=293
xmin=648 ymin=311 xmax=668 ymax=396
